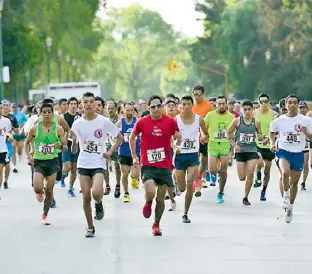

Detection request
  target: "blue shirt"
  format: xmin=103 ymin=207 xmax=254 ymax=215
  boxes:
xmin=11 ymin=111 xmax=27 ymax=126
xmin=118 ymin=117 xmax=140 ymax=157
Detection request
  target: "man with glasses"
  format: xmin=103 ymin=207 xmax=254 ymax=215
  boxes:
xmin=192 ymin=85 xmax=213 ymax=192
xmin=270 ymin=94 xmax=312 ymax=223
xmin=130 ymin=95 xmax=181 ymax=236
xmin=227 ymin=100 xmax=266 ymax=205
xmin=253 ymin=93 xmax=277 ymax=202
xmin=298 ymin=101 xmax=310 ymax=191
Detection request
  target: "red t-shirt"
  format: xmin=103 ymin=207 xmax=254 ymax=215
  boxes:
xmin=231 ymin=110 xmax=240 ymax=118
xmin=133 ymin=115 xmax=179 ymax=169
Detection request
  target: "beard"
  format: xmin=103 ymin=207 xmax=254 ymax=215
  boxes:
xmin=218 ymin=109 xmax=226 ymax=114
xmin=126 ymin=114 xmax=133 ymax=119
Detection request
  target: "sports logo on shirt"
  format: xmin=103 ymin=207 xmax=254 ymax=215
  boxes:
xmin=152 ymin=126 xmax=162 ymax=137
xmin=294 ymin=124 xmax=301 ymax=132
xmin=94 ymin=129 xmax=103 ymax=138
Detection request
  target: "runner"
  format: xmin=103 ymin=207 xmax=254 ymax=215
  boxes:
xmin=253 ymin=93 xmax=277 ymax=202
xmin=205 ymin=96 xmax=235 ymax=203
xmin=129 ymin=95 xmax=181 ymax=236
xmin=0 ymin=101 xmax=12 ymax=198
xmin=104 ymin=101 xmax=121 ymax=198
xmin=174 ymin=95 xmax=208 ymax=223
xmin=95 ymin=96 xmax=106 ymax=116
xmin=60 ymin=97 xmax=81 ymax=197
xmin=115 ymin=102 xmax=141 ymax=203
xmin=1 ymin=100 xmax=19 ymax=189
xmin=71 ymin=92 xmax=123 ymax=237
xmin=192 ymin=85 xmax=213 ymax=192
xmin=270 ymin=95 xmax=312 ymax=223
xmin=25 ymin=102 xmax=67 ymax=225
xmin=227 ymin=100 xmax=266 ymax=205
xmin=57 ymin=98 xmax=68 ymax=115
xmin=253 ymin=101 xmax=260 ymax=110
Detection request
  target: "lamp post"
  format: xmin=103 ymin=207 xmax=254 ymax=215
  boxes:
xmin=46 ymin=36 xmax=53 ymax=84
xmin=0 ymin=0 xmax=4 ymax=99
xmin=66 ymin=55 xmax=71 ymax=82
xmin=57 ymin=48 xmax=63 ymax=83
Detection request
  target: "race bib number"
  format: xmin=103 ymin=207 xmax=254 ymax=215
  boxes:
xmin=147 ymin=148 xmax=165 ymax=163
xmin=182 ymin=139 xmax=196 ymax=150
xmin=83 ymin=141 xmax=101 ymax=154
xmin=39 ymin=143 xmax=55 ymax=155
xmin=282 ymin=133 xmax=300 ymax=144
xmin=215 ymin=130 xmax=226 ymax=139
xmin=124 ymin=133 xmax=130 ymax=143
xmin=239 ymin=133 xmax=254 ymax=144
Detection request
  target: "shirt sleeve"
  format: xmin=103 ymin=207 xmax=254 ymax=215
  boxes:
xmin=71 ymin=120 xmax=80 ymax=139
xmin=7 ymin=119 xmax=12 ymax=132
xmin=133 ymin=119 xmax=142 ymax=136
xmin=105 ymin=119 xmax=119 ymax=138
xmin=269 ymin=118 xmax=278 ymax=132
xmin=170 ymin=118 xmax=180 ymax=136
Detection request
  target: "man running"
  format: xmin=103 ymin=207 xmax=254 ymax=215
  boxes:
xmin=71 ymin=92 xmax=123 ymax=237
xmin=0 ymin=101 xmax=12 ymax=198
xmin=104 ymin=101 xmax=121 ymax=198
xmin=115 ymin=102 xmax=140 ymax=203
xmin=227 ymin=100 xmax=266 ymax=205
xmin=25 ymin=102 xmax=67 ymax=225
xmin=205 ymin=96 xmax=235 ymax=203
xmin=60 ymin=97 xmax=81 ymax=197
xmin=253 ymin=93 xmax=277 ymax=202
xmin=270 ymin=95 xmax=312 ymax=223
xmin=192 ymin=85 xmax=213 ymax=191
xmin=130 ymin=95 xmax=181 ymax=236
xmin=95 ymin=96 xmax=106 ymax=116
xmin=174 ymin=95 xmax=208 ymax=223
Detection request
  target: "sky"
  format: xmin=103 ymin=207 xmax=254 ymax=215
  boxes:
xmin=99 ymin=0 xmax=204 ymax=37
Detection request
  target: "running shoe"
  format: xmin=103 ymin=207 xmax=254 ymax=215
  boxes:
xmin=67 ymin=189 xmax=76 ymax=197
xmin=36 ymin=191 xmax=44 ymax=202
xmin=104 ymin=185 xmax=111 ymax=195
xmin=168 ymin=200 xmax=176 ymax=211
xmin=175 ymin=184 xmax=181 ymax=196
xmin=281 ymin=196 xmax=290 ymax=210
xmin=301 ymin=183 xmax=306 ymax=191
xmin=123 ymin=193 xmax=130 ymax=203
xmin=13 ymin=168 xmax=18 ymax=173
xmin=41 ymin=215 xmax=50 ymax=225
xmin=260 ymin=190 xmax=266 ymax=201
xmin=60 ymin=178 xmax=66 ymax=188
xmin=243 ymin=197 xmax=251 ymax=206
xmin=201 ymin=178 xmax=207 ymax=188
xmin=143 ymin=201 xmax=152 ymax=218
xmin=194 ymin=181 xmax=201 ymax=197
xmin=217 ymin=193 xmax=224 ymax=203
xmin=3 ymin=181 xmax=8 ymax=189
xmin=50 ymin=198 xmax=56 ymax=208
xmin=114 ymin=186 xmax=121 ymax=198
xmin=152 ymin=223 xmax=162 ymax=236
xmin=182 ymin=214 xmax=191 ymax=223
xmin=131 ymin=178 xmax=139 ymax=189
xmin=94 ymin=201 xmax=104 ymax=220
xmin=253 ymin=180 xmax=261 ymax=188
xmin=285 ymin=208 xmax=293 ymax=223
xmin=85 ymin=227 xmax=95 ymax=238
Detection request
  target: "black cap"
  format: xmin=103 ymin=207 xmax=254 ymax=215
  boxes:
xmin=299 ymin=101 xmax=308 ymax=108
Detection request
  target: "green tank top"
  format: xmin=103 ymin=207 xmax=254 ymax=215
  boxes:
xmin=34 ymin=120 xmax=59 ymax=160
xmin=255 ymin=109 xmax=273 ymax=148
xmin=38 ymin=114 xmax=60 ymax=153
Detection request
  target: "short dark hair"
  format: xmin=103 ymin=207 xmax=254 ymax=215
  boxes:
xmin=94 ymin=96 xmax=105 ymax=108
xmin=279 ymin=98 xmax=286 ymax=108
xmin=134 ymin=107 xmax=138 ymax=113
xmin=258 ymin=93 xmax=270 ymax=101
xmin=253 ymin=101 xmax=259 ymax=105
xmin=42 ymin=98 xmax=54 ymax=105
xmin=175 ymin=97 xmax=180 ymax=104
xmin=286 ymin=94 xmax=300 ymax=104
xmin=107 ymin=100 xmax=117 ymax=108
xmin=229 ymin=101 xmax=236 ymax=105
xmin=40 ymin=103 xmax=54 ymax=112
xmin=67 ymin=97 xmax=78 ymax=105
xmin=166 ymin=93 xmax=175 ymax=99
xmin=58 ymin=98 xmax=67 ymax=105
xmin=209 ymin=97 xmax=216 ymax=102
xmin=216 ymin=95 xmax=227 ymax=103
xmin=148 ymin=95 xmax=163 ymax=106
xmin=181 ymin=95 xmax=194 ymax=105
xmin=242 ymin=100 xmax=253 ymax=108
xmin=82 ymin=92 xmax=95 ymax=98
xmin=192 ymin=84 xmax=204 ymax=93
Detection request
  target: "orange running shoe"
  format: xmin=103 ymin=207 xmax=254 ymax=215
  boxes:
xmin=152 ymin=223 xmax=162 ymax=236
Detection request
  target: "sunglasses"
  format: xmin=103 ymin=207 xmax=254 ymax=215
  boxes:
xmin=259 ymin=99 xmax=269 ymax=105
xmin=193 ymin=93 xmax=202 ymax=97
xmin=166 ymin=103 xmax=176 ymax=108
xmin=149 ymin=103 xmax=162 ymax=110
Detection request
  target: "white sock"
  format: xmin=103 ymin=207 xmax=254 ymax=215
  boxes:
xmin=284 ymin=190 xmax=290 ymax=198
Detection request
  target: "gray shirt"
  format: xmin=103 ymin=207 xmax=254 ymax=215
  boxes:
xmin=235 ymin=116 xmax=257 ymax=153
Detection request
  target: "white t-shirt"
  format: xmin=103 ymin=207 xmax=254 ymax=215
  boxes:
xmin=71 ymin=114 xmax=119 ymax=169
xmin=0 ymin=116 xmax=12 ymax=153
xmin=270 ymin=114 xmax=312 ymax=153
xmin=23 ymin=115 xmax=39 ymax=134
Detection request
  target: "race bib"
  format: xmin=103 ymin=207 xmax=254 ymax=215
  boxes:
xmin=147 ymin=148 xmax=165 ymax=163
xmin=124 ymin=133 xmax=130 ymax=143
xmin=215 ymin=130 xmax=226 ymax=139
xmin=83 ymin=141 xmax=101 ymax=154
xmin=182 ymin=139 xmax=196 ymax=149
xmin=239 ymin=133 xmax=254 ymax=144
xmin=39 ymin=143 xmax=55 ymax=155
xmin=282 ymin=133 xmax=300 ymax=144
